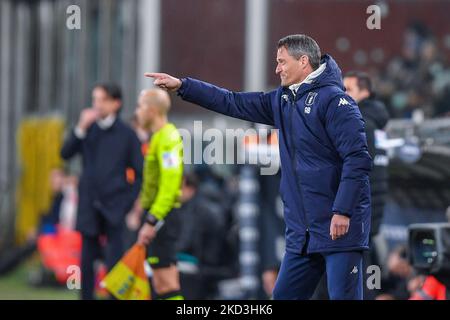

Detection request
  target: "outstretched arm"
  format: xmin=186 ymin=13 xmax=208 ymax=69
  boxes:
xmin=145 ymin=73 xmax=275 ymax=125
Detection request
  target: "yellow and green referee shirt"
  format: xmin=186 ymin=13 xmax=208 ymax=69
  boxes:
xmin=140 ymin=123 xmax=183 ymax=221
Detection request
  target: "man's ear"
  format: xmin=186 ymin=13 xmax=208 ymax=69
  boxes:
xmin=300 ymin=55 xmax=309 ymax=68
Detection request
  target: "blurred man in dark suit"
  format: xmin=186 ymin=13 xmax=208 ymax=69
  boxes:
xmin=61 ymin=83 xmax=143 ymax=299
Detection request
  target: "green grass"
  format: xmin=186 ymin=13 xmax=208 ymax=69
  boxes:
xmin=0 ymin=257 xmax=78 ymax=300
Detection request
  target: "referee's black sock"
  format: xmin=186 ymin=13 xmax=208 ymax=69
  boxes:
xmin=157 ymin=290 xmax=184 ymax=300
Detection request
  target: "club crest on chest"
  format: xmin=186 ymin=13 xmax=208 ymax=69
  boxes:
xmin=304 ymin=92 xmax=318 ymax=114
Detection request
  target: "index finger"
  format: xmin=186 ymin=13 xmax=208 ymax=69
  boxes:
xmin=144 ymin=72 xmax=163 ymax=79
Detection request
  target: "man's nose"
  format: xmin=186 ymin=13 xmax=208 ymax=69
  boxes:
xmin=275 ymin=65 xmax=281 ymax=74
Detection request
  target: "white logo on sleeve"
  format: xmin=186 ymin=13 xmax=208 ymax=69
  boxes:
xmin=350 ymin=266 xmax=359 ymax=274
xmin=162 ymin=151 xmax=179 ymax=168
xmin=338 ymin=97 xmax=350 ymax=107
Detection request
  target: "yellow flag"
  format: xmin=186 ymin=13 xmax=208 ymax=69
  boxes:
xmin=101 ymin=244 xmax=151 ymax=300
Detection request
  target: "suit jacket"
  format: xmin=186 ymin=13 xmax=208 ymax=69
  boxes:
xmin=61 ymin=117 xmax=143 ymax=236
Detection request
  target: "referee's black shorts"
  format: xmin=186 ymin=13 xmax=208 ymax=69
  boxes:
xmin=145 ymin=208 xmax=181 ymax=269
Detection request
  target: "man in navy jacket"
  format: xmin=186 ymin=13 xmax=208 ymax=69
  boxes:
xmin=146 ymin=34 xmax=372 ymax=299
xmin=61 ymin=83 xmax=143 ymax=299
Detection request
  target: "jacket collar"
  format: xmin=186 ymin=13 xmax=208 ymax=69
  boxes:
xmin=97 ymin=114 xmax=117 ymax=130
xmin=288 ymin=62 xmax=327 ymax=96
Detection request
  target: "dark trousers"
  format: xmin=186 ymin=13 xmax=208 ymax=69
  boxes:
xmin=312 ymin=241 xmax=379 ymax=300
xmin=80 ymin=217 xmax=124 ymax=300
xmin=273 ymin=250 xmax=363 ymax=300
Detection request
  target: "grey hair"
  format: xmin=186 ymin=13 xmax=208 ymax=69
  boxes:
xmin=277 ymin=34 xmax=321 ymax=70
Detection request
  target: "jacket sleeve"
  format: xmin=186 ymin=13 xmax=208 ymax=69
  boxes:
xmin=324 ymin=94 xmax=372 ymax=217
xmin=177 ymin=77 xmax=275 ymax=126
xmin=60 ymin=130 xmax=83 ymax=160
xmin=128 ymin=130 xmax=144 ymax=202
xmin=149 ymin=138 xmax=184 ymax=220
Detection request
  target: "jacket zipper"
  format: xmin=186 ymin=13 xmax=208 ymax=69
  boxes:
xmin=287 ymin=91 xmax=310 ymax=233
